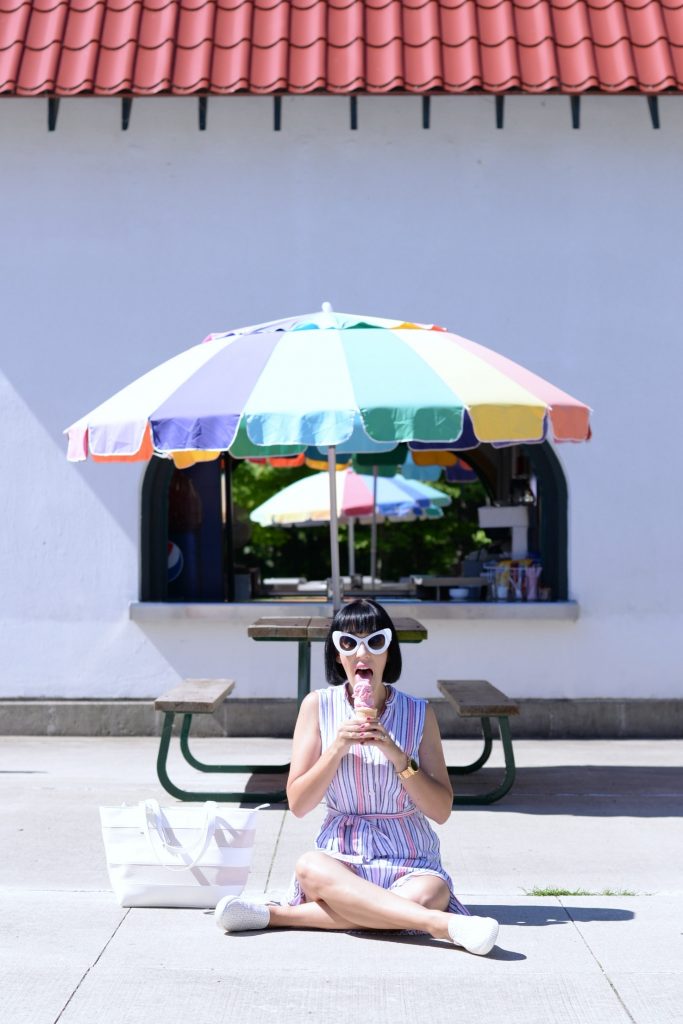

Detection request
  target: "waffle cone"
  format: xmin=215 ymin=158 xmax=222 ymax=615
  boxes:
xmin=355 ymin=706 xmax=378 ymax=721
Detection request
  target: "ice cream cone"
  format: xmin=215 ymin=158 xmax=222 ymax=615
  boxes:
xmin=352 ymin=680 xmax=376 ymax=720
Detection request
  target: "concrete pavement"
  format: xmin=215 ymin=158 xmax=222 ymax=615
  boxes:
xmin=2 ymin=736 xmax=682 ymax=1024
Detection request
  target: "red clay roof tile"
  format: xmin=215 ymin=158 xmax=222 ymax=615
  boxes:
xmin=548 ymin=3 xmax=599 ymax=90
xmin=55 ymin=1 xmax=106 ymax=94
xmin=402 ymin=0 xmax=443 ymax=91
xmin=249 ymin=0 xmax=289 ymax=92
xmin=172 ymin=0 xmax=215 ymax=92
xmin=327 ymin=0 xmax=365 ymax=91
xmin=478 ymin=1 xmax=522 ymax=90
xmin=132 ymin=0 xmax=178 ymax=93
xmin=365 ymin=0 xmax=404 ymax=90
xmin=513 ymin=1 xmax=562 ymax=91
xmin=16 ymin=0 xmax=69 ymax=95
xmin=95 ymin=1 xmax=141 ymax=92
xmin=210 ymin=0 xmax=250 ymax=93
xmin=439 ymin=1 xmax=481 ymax=91
xmin=0 ymin=1 xmax=31 ymax=94
xmin=288 ymin=0 xmax=326 ymax=92
xmin=662 ymin=2 xmax=683 ymax=44
xmin=2 ymin=0 xmax=683 ymax=97
xmin=625 ymin=2 xmax=677 ymax=88
xmin=587 ymin=1 xmax=638 ymax=90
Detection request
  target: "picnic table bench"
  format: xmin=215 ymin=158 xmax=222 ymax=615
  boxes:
xmin=155 ymin=678 xmax=290 ymax=803
xmin=438 ymin=680 xmax=520 ymax=805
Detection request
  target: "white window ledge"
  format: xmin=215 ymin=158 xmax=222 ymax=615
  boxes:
xmin=129 ymin=600 xmax=580 ymax=623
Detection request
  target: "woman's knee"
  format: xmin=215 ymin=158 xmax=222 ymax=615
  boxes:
xmin=393 ymin=878 xmax=450 ymax=910
xmin=418 ymin=891 xmax=448 ymax=909
xmin=397 ymin=888 xmax=437 ymax=908
xmin=295 ymin=851 xmax=336 ymax=898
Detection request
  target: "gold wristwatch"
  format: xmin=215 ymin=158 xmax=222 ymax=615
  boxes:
xmin=397 ymin=756 xmax=419 ymax=780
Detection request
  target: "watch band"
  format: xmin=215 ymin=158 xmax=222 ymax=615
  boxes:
xmin=397 ymin=756 xmax=419 ymax=780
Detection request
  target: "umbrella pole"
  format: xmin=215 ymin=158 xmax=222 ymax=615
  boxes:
xmin=327 ymin=446 xmax=342 ymax=612
xmin=370 ymin=465 xmax=378 ymax=596
xmin=348 ymin=518 xmax=355 ymax=576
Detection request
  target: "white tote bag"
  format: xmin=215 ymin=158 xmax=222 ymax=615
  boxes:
xmin=99 ymin=800 xmax=265 ymax=909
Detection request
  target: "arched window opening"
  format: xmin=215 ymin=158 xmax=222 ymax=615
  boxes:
xmin=141 ymin=456 xmax=232 ymax=602
xmin=140 ymin=444 xmax=568 ymax=602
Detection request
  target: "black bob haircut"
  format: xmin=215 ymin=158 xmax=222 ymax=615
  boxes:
xmin=324 ymin=599 xmax=402 ymax=686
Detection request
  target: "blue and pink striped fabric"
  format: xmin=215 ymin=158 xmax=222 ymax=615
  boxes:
xmin=287 ymin=683 xmax=469 ymax=917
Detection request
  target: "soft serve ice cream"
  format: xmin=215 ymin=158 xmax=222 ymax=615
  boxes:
xmin=352 ymin=679 xmax=377 ymax=721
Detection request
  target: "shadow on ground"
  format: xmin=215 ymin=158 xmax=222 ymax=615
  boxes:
xmin=465 ymin=904 xmax=635 ymax=925
xmin=227 ymin=903 xmax=634 ymax=958
xmin=339 ymin=931 xmax=528 ymax=960
xmin=234 ymin=765 xmax=683 ymax=816
xmin=449 ymin=765 xmax=683 ymax=816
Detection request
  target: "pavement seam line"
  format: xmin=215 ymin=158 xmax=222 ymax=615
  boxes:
xmin=51 ymin=908 xmax=131 ymax=1024
xmin=559 ymin=899 xmax=637 ymax=1024
xmin=263 ymin=809 xmax=287 ymax=893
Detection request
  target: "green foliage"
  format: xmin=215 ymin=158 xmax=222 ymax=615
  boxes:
xmin=231 ymin=462 xmax=491 ymax=580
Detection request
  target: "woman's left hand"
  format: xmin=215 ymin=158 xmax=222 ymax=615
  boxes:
xmin=358 ymin=721 xmax=404 ymax=770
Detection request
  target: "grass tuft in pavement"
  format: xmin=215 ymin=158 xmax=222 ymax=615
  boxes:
xmin=523 ymin=886 xmax=638 ymax=897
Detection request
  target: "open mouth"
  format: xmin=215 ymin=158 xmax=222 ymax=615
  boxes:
xmin=354 ymin=667 xmax=373 ymax=681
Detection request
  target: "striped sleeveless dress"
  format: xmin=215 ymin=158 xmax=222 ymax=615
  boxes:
xmin=287 ymin=683 xmax=469 ymax=916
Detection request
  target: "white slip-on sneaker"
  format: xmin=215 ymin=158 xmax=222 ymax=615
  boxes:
xmin=214 ymin=896 xmax=270 ymax=933
xmin=447 ymin=914 xmax=499 ymax=956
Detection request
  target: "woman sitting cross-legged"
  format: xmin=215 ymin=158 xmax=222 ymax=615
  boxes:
xmin=215 ymin=598 xmax=499 ymax=956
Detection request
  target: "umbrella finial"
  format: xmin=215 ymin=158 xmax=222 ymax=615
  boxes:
xmin=321 ymin=301 xmax=333 ymax=313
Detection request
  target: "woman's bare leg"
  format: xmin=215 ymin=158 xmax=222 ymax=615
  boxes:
xmin=391 ymin=874 xmax=451 ymax=912
xmin=269 ymin=870 xmax=449 ymax=931
xmin=220 ymin=856 xmax=496 ymax=952
xmin=272 ymin=852 xmax=453 ymax=939
xmin=269 ymin=899 xmax=359 ymax=930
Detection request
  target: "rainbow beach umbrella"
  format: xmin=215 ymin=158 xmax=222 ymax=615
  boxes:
xmin=65 ymin=305 xmax=591 ymax=607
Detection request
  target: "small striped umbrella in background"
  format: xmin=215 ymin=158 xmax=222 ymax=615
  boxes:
xmin=250 ymin=468 xmax=451 ymax=578
xmin=249 ymin=445 xmax=475 ymax=583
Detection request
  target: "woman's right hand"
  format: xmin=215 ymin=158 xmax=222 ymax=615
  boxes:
xmin=332 ymin=717 xmax=370 ymax=753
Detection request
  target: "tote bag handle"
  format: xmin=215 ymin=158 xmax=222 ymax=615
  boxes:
xmin=142 ymin=800 xmax=217 ymax=871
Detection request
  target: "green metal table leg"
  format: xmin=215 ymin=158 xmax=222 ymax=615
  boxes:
xmin=496 ymin=715 xmax=517 ymax=798
xmin=446 ymin=716 xmax=493 ymax=775
xmin=451 ymin=716 xmax=517 ymax=805
xmin=179 ymin=715 xmax=290 ymax=775
xmin=156 ymin=711 xmax=183 ymax=798
xmin=297 ymin=640 xmax=311 ymax=707
xmin=156 ymin=711 xmax=288 ymax=803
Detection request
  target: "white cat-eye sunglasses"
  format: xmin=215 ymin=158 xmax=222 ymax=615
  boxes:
xmin=331 ymin=628 xmax=393 ymax=656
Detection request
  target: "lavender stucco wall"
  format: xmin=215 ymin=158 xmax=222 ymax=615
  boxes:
xmin=0 ymin=93 xmax=680 ymax=699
